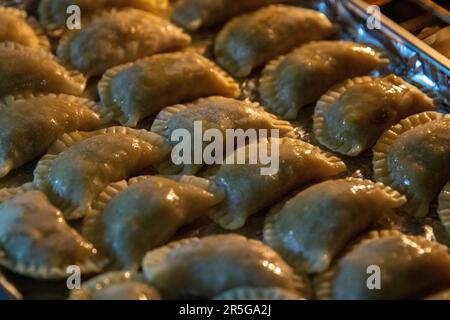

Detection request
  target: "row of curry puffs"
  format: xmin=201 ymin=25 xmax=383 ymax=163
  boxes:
xmin=70 ymin=229 xmax=450 ymax=300
xmin=0 ymin=4 xmax=397 ymax=129
xmin=2 ymin=188 xmax=450 ymax=300
xmin=0 ymin=115 xmax=449 ymax=299
xmin=2 ymin=4 xmax=436 ymax=137
xmin=1 ymin=95 xmax=448 ymax=225
xmin=0 ymin=79 xmax=448 ymax=214
xmin=1 ymin=4 xmax=337 ymax=82
xmin=35 ymin=0 xmax=316 ymax=35
xmin=1 ymin=116 xmax=448 ymax=299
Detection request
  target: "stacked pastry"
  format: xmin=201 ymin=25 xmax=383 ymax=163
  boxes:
xmin=0 ymin=0 xmax=449 ymax=300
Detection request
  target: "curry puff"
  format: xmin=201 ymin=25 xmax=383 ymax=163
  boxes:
xmin=439 ymin=182 xmax=450 ymax=237
xmin=142 ymin=234 xmax=308 ymax=299
xmin=215 ymin=5 xmax=335 ymax=77
xmin=151 ymin=96 xmax=295 ymax=174
xmin=213 ymin=287 xmax=303 ymax=300
xmin=57 ymin=9 xmax=191 ymax=78
xmin=264 ymin=178 xmax=406 ymax=274
xmin=315 ymin=230 xmax=450 ymax=299
xmin=0 ymin=6 xmax=50 ymax=50
xmin=424 ymin=288 xmax=450 ymax=300
xmin=0 ymin=93 xmax=103 ymax=178
xmin=33 ymin=127 xmax=172 ymax=220
xmin=209 ymin=138 xmax=347 ymax=230
xmin=171 ymin=0 xmax=297 ymax=31
xmin=424 ymin=26 xmax=450 ymax=60
xmin=38 ymin=0 xmax=170 ymax=36
xmin=98 ymin=52 xmax=240 ymax=127
xmin=0 ymin=191 xmax=105 ymax=279
xmin=82 ymin=175 xmax=223 ymax=270
xmin=314 ymin=75 xmax=437 ymax=156
xmin=373 ymin=111 xmax=450 ymax=217
xmin=259 ymin=41 xmax=389 ymax=119
xmin=69 ymin=271 xmax=161 ymax=300
xmin=0 ymin=42 xmax=86 ymax=97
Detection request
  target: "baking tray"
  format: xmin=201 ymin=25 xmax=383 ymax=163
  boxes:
xmin=331 ymin=0 xmax=450 ymax=104
xmin=1 ymin=0 xmax=450 ymax=300
xmin=410 ymin=0 xmax=450 ymax=24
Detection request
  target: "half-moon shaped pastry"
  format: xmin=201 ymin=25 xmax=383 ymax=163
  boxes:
xmin=33 ymin=127 xmax=172 ymax=220
xmin=213 ymin=287 xmax=303 ymax=300
xmin=0 ymin=93 xmax=103 ymax=178
xmin=314 ymin=75 xmax=436 ymax=156
xmin=142 ymin=234 xmax=308 ymax=299
xmin=171 ymin=0 xmax=295 ymax=31
xmin=264 ymin=178 xmax=406 ymax=274
xmin=57 ymin=9 xmax=191 ymax=78
xmin=209 ymin=137 xmax=347 ymax=230
xmin=373 ymin=112 xmax=450 ymax=217
xmin=259 ymin=41 xmax=389 ymax=119
xmin=69 ymin=271 xmax=161 ymax=300
xmin=315 ymin=230 xmax=450 ymax=300
xmin=0 ymin=6 xmax=50 ymax=50
xmin=0 ymin=191 xmax=105 ymax=279
xmin=0 ymin=42 xmax=86 ymax=97
xmin=82 ymin=175 xmax=224 ymax=269
xmin=38 ymin=0 xmax=170 ymax=36
xmin=151 ymin=96 xmax=295 ymax=174
xmin=0 ymin=183 xmax=35 ymax=204
xmin=98 ymin=52 xmax=240 ymax=127
xmin=424 ymin=288 xmax=450 ymax=300
xmin=438 ymin=182 xmax=450 ymax=236
xmin=215 ymin=5 xmax=335 ymax=77
xmin=424 ymin=26 xmax=450 ymax=59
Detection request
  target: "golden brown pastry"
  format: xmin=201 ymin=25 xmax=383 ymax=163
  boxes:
xmin=33 ymin=127 xmax=172 ymax=220
xmin=215 ymin=5 xmax=335 ymax=77
xmin=98 ymin=52 xmax=240 ymax=127
xmin=373 ymin=111 xmax=450 ymax=217
xmin=82 ymin=175 xmax=223 ymax=269
xmin=209 ymin=137 xmax=347 ymax=230
xmin=172 ymin=0 xmax=302 ymax=31
xmin=69 ymin=271 xmax=161 ymax=300
xmin=213 ymin=287 xmax=304 ymax=300
xmin=424 ymin=26 xmax=450 ymax=59
xmin=314 ymin=75 xmax=436 ymax=156
xmin=142 ymin=234 xmax=308 ymax=299
xmin=0 ymin=6 xmax=50 ymax=50
xmin=438 ymin=182 xmax=450 ymax=236
xmin=151 ymin=96 xmax=295 ymax=174
xmin=424 ymin=288 xmax=450 ymax=300
xmin=57 ymin=9 xmax=191 ymax=78
xmin=0 ymin=42 xmax=86 ymax=97
xmin=0 ymin=93 xmax=103 ymax=178
xmin=259 ymin=41 xmax=389 ymax=119
xmin=315 ymin=230 xmax=450 ymax=299
xmin=38 ymin=0 xmax=170 ymax=36
xmin=0 ymin=191 xmax=105 ymax=279
xmin=264 ymin=178 xmax=406 ymax=274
